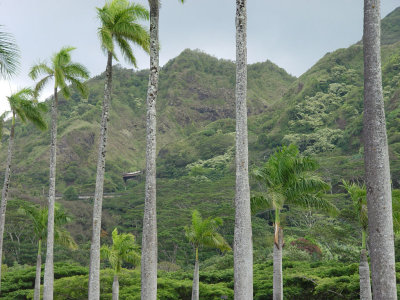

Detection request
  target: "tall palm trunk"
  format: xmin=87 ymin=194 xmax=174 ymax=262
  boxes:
xmin=43 ymin=90 xmax=58 ymax=300
xmin=363 ymin=1 xmax=397 ymax=298
xmin=88 ymin=51 xmax=113 ymax=300
xmin=141 ymin=1 xmax=159 ymax=300
xmin=0 ymin=113 xmax=15 ymax=292
xmin=34 ymin=239 xmax=42 ymax=300
xmin=359 ymin=249 xmax=372 ymax=300
xmin=273 ymin=223 xmax=283 ymax=300
xmin=191 ymin=247 xmax=199 ymax=300
xmin=234 ymin=0 xmax=253 ymax=299
xmin=112 ymin=275 xmax=119 ymax=300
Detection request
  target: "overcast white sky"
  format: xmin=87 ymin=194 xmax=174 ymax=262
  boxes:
xmin=0 ymin=0 xmax=399 ymax=113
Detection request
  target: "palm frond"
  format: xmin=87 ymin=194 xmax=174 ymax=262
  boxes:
xmin=63 ymin=63 xmax=90 ymax=80
xmin=289 ymin=194 xmax=338 ymax=216
xmin=18 ymin=99 xmax=47 ymax=130
xmin=98 ymin=27 xmax=114 ymax=55
xmin=185 ymin=210 xmax=230 ymax=252
xmin=0 ymin=27 xmax=20 ymax=78
xmin=52 ymin=46 xmax=75 ymax=68
xmin=6 ymin=88 xmax=47 ymax=131
xmin=250 ymin=194 xmax=273 ymax=215
xmin=121 ymin=23 xmax=150 ymax=53
xmin=60 ymin=86 xmax=71 ymax=99
xmin=65 ymin=75 xmax=89 ymax=99
xmin=34 ymin=75 xmax=53 ymax=97
xmin=54 ymin=229 xmax=78 ymax=250
xmin=342 ymin=180 xmax=368 ymax=229
xmin=129 ymin=3 xmax=150 ymax=20
xmin=29 ymin=62 xmax=53 ymax=80
xmin=115 ymin=36 xmax=137 ymax=67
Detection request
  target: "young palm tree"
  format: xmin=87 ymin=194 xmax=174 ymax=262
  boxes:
xmin=251 ymin=144 xmax=336 ymax=300
xmin=0 ymin=26 xmax=19 ymax=78
xmin=19 ymin=203 xmax=77 ymax=300
xmin=100 ymin=228 xmax=140 ymax=300
xmin=0 ymin=88 xmax=47 ymax=291
xmin=342 ymin=180 xmax=371 ymax=300
xmin=185 ymin=210 xmax=231 ymax=300
xmin=141 ymin=1 xmax=185 ymax=299
xmin=89 ymin=2 xmax=149 ymax=298
xmin=233 ymin=1 xmax=253 ymax=299
xmin=29 ymin=47 xmax=89 ymax=300
xmin=363 ymin=1 xmax=397 ymax=298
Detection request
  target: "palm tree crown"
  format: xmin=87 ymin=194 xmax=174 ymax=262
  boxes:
xmin=97 ymin=0 xmax=150 ymax=67
xmin=20 ymin=202 xmax=77 ymax=249
xmin=29 ymin=46 xmax=89 ymax=98
xmin=0 ymin=27 xmax=19 ymax=78
xmin=6 ymin=88 xmax=47 ymax=130
xmin=185 ymin=210 xmax=231 ymax=252
xmin=251 ymin=144 xmax=335 ymax=216
xmin=100 ymin=228 xmax=141 ymax=274
xmin=342 ymin=180 xmax=368 ymax=231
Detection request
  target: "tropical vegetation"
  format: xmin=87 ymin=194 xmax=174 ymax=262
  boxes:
xmin=29 ymin=46 xmax=89 ymax=299
xmin=185 ymin=210 xmax=231 ymax=300
xmin=0 ymin=88 xmax=46 ymax=291
xmin=251 ymin=144 xmax=336 ymax=299
xmin=100 ymin=228 xmax=140 ymax=300
xmin=0 ymin=2 xmax=400 ymax=299
xmin=19 ymin=202 xmax=77 ymax=300
xmin=89 ymin=0 xmax=149 ymax=297
xmin=0 ymin=26 xmax=19 ymax=78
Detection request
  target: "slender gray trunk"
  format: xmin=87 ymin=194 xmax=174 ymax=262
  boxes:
xmin=43 ymin=91 xmax=58 ymax=300
xmin=234 ymin=1 xmax=253 ymax=299
xmin=363 ymin=1 xmax=397 ymax=299
xmin=112 ymin=275 xmax=119 ymax=300
xmin=88 ymin=51 xmax=113 ymax=300
xmin=141 ymin=1 xmax=159 ymax=300
xmin=191 ymin=249 xmax=199 ymax=300
xmin=34 ymin=240 xmax=42 ymax=300
xmin=273 ymin=227 xmax=283 ymax=300
xmin=0 ymin=114 xmax=15 ymax=292
xmin=359 ymin=249 xmax=372 ymax=300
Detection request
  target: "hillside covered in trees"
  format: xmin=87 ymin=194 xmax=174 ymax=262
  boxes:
xmin=1 ymin=5 xmax=400 ymax=299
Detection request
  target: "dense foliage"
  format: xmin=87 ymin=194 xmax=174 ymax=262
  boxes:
xmin=1 ymin=6 xmax=400 ymax=299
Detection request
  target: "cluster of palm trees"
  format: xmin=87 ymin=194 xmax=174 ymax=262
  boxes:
xmin=234 ymin=0 xmax=397 ymax=299
xmin=0 ymin=0 xmax=151 ymax=299
xmin=0 ymin=0 xmax=398 ymax=300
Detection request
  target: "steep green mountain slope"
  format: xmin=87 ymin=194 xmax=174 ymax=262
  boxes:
xmin=0 ymin=49 xmax=295 ymax=266
xmin=1 ymin=49 xmax=294 ymax=195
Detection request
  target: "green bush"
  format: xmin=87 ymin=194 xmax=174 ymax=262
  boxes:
xmin=63 ymin=186 xmax=78 ymax=201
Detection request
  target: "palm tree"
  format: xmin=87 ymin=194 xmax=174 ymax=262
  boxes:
xmin=19 ymin=203 xmax=77 ymax=300
xmin=251 ymin=144 xmax=336 ymax=300
xmin=89 ymin=2 xmax=149 ymax=298
xmin=342 ymin=180 xmax=371 ymax=300
xmin=234 ymin=0 xmax=253 ymax=299
xmin=0 ymin=26 xmax=19 ymax=78
xmin=100 ymin=228 xmax=140 ymax=300
xmin=363 ymin=1 xmax=397 ymax=298
xmin=185 ymin=210 xmax=231 ymax=300
xmin=141 ymin=1 xmax=185 ymax=299
xmin=29 ymin=47 xmax=89 ymax=300
xmin=0 ymin=88 xmax=47 ymax=291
